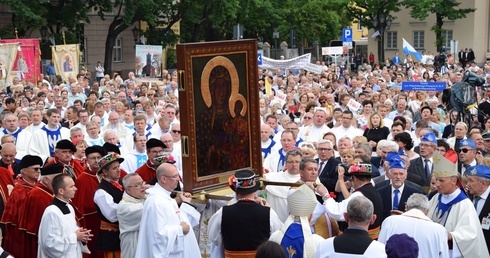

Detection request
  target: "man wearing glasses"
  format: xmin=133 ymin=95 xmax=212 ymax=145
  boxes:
xmin=117 ymin=173 xmax=147 ymax=258
xmin=1 ymin=155 xmax=43 ymax=257
xmin=135 ymin=139 xmax=167 ymax=184
xmin=458 ymin=139 xmax=477 ymax=175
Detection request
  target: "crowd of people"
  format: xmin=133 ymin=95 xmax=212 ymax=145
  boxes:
xmin=0 ymin=50 xmax=487 ymax=257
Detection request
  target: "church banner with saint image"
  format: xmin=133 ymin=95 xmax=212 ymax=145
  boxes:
xmin=0 ymin=44 xmax=19 ymax=90
xmin=51 ymin=44 xmax=80 ymax=81
xmin=0 ymin=38 xmax=41 ymax=85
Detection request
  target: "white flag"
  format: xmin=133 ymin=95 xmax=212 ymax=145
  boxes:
xmin=140 ymin=35 xmax=146 ymax=45
xmin=371 ymin=31 xmax=380 ymax=39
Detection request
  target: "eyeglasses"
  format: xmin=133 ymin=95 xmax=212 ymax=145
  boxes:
xmin=457 ymin=148 xmax=473 ymax=153
xmin=163 ymin=174 xmax=179 ymax=180
xmin=303 ymin=117 xmax=312 ymax=120
xmin=320 ymin=101 xmax=326 ymax=104
xmin=318 ymin=148 xmax=332 ymax=151
xmin=149 ymin=149 xmax=164 ymax=155
xmin=127 ymin=181 xmax=146 ymax=188
xmin=172 ymin=130 xmax=181 ymax=134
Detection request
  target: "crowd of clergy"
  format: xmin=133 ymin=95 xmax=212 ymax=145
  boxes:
xmin=0 ymin=58 xmax=489 ymax=257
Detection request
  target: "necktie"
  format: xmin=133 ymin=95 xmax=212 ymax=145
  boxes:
xmin=424 ymin=159 xmax=431 ymax=181
xmin=319 ymin=162 xmax=325 ymax=173
xmin=393 ymin=189 xmax=400 ymax=210
xmin=474 ymin=196 xmax=482 ymax=210
xmin=463 ymin=164 xmax=470 ymax=175
xmin=64 ymin=165 xmax=76 ymax=179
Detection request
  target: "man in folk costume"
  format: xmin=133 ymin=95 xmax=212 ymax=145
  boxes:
xmin=316 ymin=163 xmax=384 ymax=239
xmin=296 ymin=158 xmax=339 ymax=239
xmin=102 ymin=142 xmax=128 ymax=180
xmin=117 ymin=173 xmax=147 ymax=258
xmin=0 ymin=154 xmax=42 ymax=257
xmin=19 ymin=163 xmax=64 ymax=258
xmin=45 ymin=139 xmax=84 ymax=180
xmin=315 ymin=196 xmax=387 ymax=257
xmin=265 ymin=149 xmax=303 ymax=222
xmin=208 ymin=169 xmax=282 ymax=258
xmin=135 ymin=138 xmax=167 ymax=184
xmin=72 ymin=145 xmax=106 ymax=258
xmin=270 ymin=184 xmax=324 ymax=258
xmin=38 ymin=174 xmax=92 ymax=257
xmin=28 ymin=108 xmax=70 ymax=162
xmin=135 ymin=163 xmax=201 ymax=258
xmin=427 ymin=151 xmax=490 ymax=257
xmin=93 ymin=152 xmax=125 ymax=257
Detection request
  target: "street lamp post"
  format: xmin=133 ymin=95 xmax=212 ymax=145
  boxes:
xmin=273 ymin=30 xmax=279 ymax=59
xmin=132 ymin=27 xmax=140 ymax=45
xmin=371 ymin=14 xmax=392 ymax=63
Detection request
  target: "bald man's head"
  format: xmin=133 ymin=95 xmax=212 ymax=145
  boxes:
xmin=1 ymin=143 xmax=17 ymax=165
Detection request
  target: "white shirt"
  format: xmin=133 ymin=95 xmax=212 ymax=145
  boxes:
xmin=475 ymin=185 xmax=490 ymax=216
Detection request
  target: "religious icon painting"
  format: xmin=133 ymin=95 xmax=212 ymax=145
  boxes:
xmin=177 ymin=39 xmax=262 ymax=192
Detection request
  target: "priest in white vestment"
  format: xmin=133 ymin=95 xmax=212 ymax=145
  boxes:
xmin=263 ymin=130 xmax=297 ymax=173
xmin=379 ymin=193 xmax=449 ymax=258
xmin=427 ymin=152 xmax=490 ymax=258
xmin=298 ymin=108 xmax=331 ymax=144
xmin=38 ymin=174 xmax=91 ymax=258
xmin=135 ymin=163 xmax=200 ymax=258
xmin=117 ymin=173 xmax=147 ymax=258
xmin=265 ymin=149 xmax=303 ymax=222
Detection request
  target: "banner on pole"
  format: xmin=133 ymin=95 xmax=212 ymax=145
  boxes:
xmin=0 ymin=38 xmax=41 ymax=85
xmin=135 ymin=45 xmax=162 ymax=77
xmin=260 ymin=53 xmax=311 ymax=70
xmin=51 ymin=44 xmax=80 ymax=82
xmin=0 ymin=44 xmax=19 ymax=90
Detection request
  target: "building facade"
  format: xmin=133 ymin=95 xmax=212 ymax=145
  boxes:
xmin=368 ymin=0 xmax=490 ymax=64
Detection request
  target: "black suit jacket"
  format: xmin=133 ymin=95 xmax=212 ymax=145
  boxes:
xmin=407 ymin=157 xmax=431 ymax=189
xmin=377 ymin=183 xmax=424 ymax=221
xmin=0 ymin=159 xmax=20 ymax=179
xmin=317 ymin=157 xmax=341 ymax=192
xmin=472 ymin=194 xmax=490 ymax=254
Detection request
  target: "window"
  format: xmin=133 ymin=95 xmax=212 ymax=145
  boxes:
xmin=413 ymin=31 xmax=424 ymax=49
xmin=113 ymin=37 xmax=122 ymax=62
xmin=386 ymin=31 xmax=397 ymax=49
xmin=442 ymin=30 xmax=453 ymax=49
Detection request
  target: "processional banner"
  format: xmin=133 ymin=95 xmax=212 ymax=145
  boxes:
xmin=135 ymin=45 xmax=162 ymax=77
xmin=0 ymin=38 xmax=40 ymax=86
xmin=0 ymin=44 xmax=19 ymax=90
xmin=51 ymin=44 xmax=80 ymax=82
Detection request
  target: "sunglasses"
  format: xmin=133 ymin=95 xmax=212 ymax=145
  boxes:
xmin=456 ymin=148 xmax=473 ymax=154
xmin=172 ymin=130 xmax=181 ymax=134
xmin=320 ymin=101 xmax=327 ymax=104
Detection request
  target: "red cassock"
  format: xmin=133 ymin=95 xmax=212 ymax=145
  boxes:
xmin=19 ymin=182 xmax=53 ymax=258
xmin=0 ymin=167 xmax=15 ymax=217
xmin=45 ymin=157 xmax=85 ymax=179
xmin=0 ymin=176 xmax=35 ymax=257
xmin=135 ymin=161 xmax=156 ymax=183
xmin=72 ymin=167 xmax=104 ymax=258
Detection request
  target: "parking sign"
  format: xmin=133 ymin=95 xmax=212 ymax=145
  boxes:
xmin=342 ymin=28 xmax=352 ymax=43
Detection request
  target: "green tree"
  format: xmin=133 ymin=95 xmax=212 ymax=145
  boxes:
xmin=402 ymin=0 xmax=475 ymax=51
xmin=96 ymin=0 xmax=181 ymax=74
